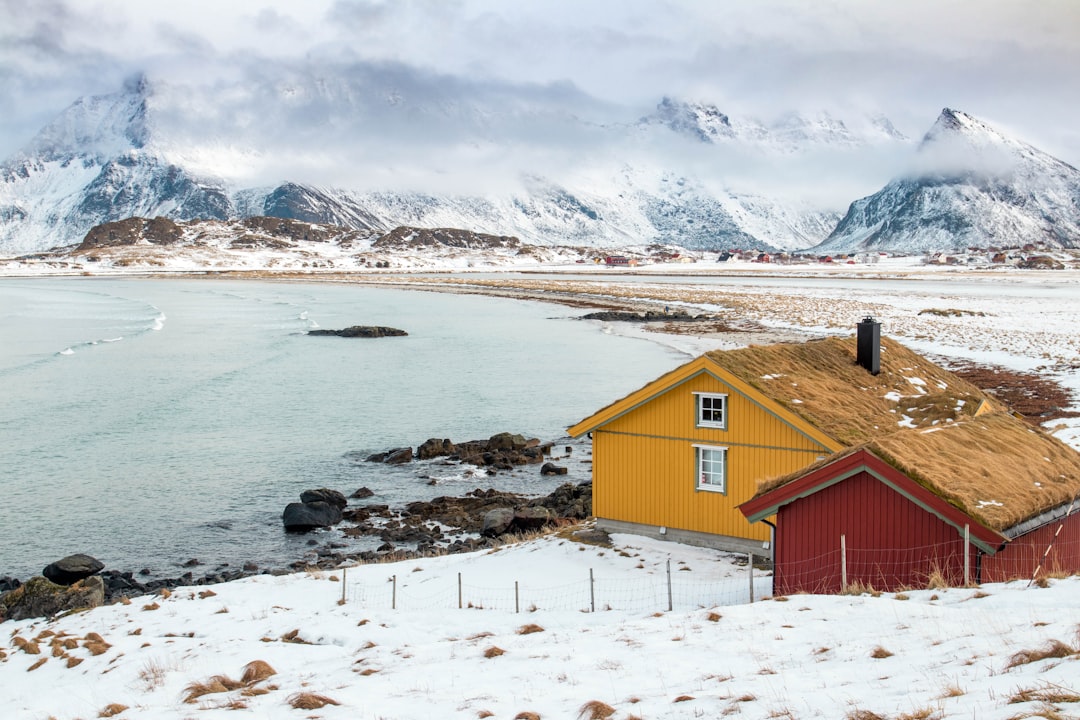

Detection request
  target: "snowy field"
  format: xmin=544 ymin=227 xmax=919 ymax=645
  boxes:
xmin=3 ymin=530 xmax=1079 ymax=720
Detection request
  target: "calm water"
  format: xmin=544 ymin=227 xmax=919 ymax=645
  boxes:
xmin=0 ymin=278 xmax=683 ymax=579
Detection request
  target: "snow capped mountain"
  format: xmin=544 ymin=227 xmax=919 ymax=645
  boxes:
xmin=816 ymin=108 xmax=1080 ymax=254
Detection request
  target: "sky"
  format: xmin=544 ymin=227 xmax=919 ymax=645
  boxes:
xmin=1 ymin=0 xmax=1079 ymax=188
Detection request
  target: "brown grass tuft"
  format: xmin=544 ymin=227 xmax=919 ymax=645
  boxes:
xmin=673 ymin=695 xmax=695 ymax=703
xmin=483 ymin=646 xmax=505 ymax=658
xmin=85 ymin=640 xmax=111 ymax=656
xmin=706 ymin=611 xmax=722 ymax=622
xmin=27 ymin=657 xmax=47 ymax=671
xmin=142 ymin=602 xmax=160 ymax=611
xmin=578 ymin=700 xmax=616 ymax=719
xmin=1009 ymin=681 xmax=1080 ymax=705
xmin=870 ymin=646 xmax=894 ymax=659
xmin=895 ymin=709 xmax=942 ymax=720
xmin=198 ymin=589 xmax=217 ymax=598
xmin=240 ymin=660 xmax=277 ymax=684
xmin=280 ymin=628 xmax=312 ymax=644
xmin=477 ymin=712 xmax=494 ymax=719
xmin=1006 ymin=639 xmax=1077 ymax=670
xmin=513 ymin=713 xmax=540 ymax=720
xmin=845 ymin=711 xmax=886 ymax=720
xmin=66 ymin=656 xmax=84 ymax=668
xmin=517 ymin=623 xmax=545 ymax=635
xmin=98 ymin=703 xmax=129 ymax=717
xmin=183 ymin=675 xmax=243 ymax=703
xmin=287 ymin=692 xmax=340 ymax=710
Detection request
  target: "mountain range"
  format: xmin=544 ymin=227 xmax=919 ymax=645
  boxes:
xmin=1 ymin=70 xmax=1078 ymax=258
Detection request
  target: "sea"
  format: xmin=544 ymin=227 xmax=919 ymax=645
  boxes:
xmin=0 ymin=277 xmax=685 ymax=580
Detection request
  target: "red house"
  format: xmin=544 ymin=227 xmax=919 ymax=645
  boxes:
xmin=732 ymin=323 xmax=1080 ymax=594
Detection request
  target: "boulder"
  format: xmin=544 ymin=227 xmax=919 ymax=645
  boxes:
xmin=42 ymin=553 xmax=105 ymax=585
xmin=1 ymin=575 xmax=105 ymax=621
xmin=385 ymin=447 xmax=413 ymax=464
xmin=351 ymin=486 xmax=375 ymax=499
xmin=511 ymin=506 xmax=551 ymax=532
xmin=300 ymin=488 xmax=348 ymax=509
xmin=540 ymin=462 xmax=568 ymax=476
xmin=487 ymin=432 xmax=528 ymax=451
xmin=282 ymin=501 xmax=344 ymax=531
xmin=480 ymin=508 xmax=515 ymax=537
xmin=308 ymin=326 xmax=408 ymax=338
xmin=417 ymin=438 xmax=456 ymax=459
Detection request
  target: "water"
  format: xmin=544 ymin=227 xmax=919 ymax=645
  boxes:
xmin=0 ymin=278 xmax=684 ymax=579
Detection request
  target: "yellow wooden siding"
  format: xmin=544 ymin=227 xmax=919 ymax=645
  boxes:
xmin=591 ymin=372 xmax=830 ymax=540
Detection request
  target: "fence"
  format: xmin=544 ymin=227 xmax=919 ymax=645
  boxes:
xmin=340 ymin=556 xmax=773 ymax=613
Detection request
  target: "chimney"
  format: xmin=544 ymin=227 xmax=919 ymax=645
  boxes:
xmin=857 ymin=317 xmax=880 ymax=375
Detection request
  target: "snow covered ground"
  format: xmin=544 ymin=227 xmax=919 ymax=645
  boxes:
xmin=3 ymin=530 xmax=1079 ymax=720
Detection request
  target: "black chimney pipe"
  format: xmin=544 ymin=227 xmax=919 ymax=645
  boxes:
xmin=857 ymin=317 xmax=880 ymax=375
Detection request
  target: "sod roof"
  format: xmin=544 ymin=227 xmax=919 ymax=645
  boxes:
xmin=721 ymin=336 xmax=1080 ymax=532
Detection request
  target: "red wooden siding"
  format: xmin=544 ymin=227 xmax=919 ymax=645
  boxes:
xmin=982 ymin=511 xmax=1080 ymax=583
xmin=774 ymin=471 xmax=975 ymax=594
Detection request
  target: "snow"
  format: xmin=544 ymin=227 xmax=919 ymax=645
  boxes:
xmin=3 ymin=531 xmax=1078 ymax=719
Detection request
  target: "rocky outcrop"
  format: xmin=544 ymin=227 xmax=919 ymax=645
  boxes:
xmin=1 ymin=575 xmax=105 ymax=621
xmin=364 ymin=432 xmax=552 ymax=471
xmin=299 ymin=488 xmax=348 ymax=508
xmin=579 ymin=309 xmax=704 ymax=322
xmin=282 ymin=501 xmax=344 ymax=531
xmin=308 ymin=326 xmax=408 ymax=338
xmin=42 ymin=553 xmax=105 ymax=585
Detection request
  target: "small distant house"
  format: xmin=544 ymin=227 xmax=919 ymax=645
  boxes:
xmin=604 ymin=255 xmax=631 ymax=267
xmin=571 ymin=319 xmax=1080 ymax=591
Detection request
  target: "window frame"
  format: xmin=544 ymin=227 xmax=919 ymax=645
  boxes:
xmin=694 ymin=392 xmax=728 ymax=429
xmin=693 ymin=444 xmax=728 ymax=494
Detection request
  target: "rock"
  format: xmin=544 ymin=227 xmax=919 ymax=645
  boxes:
xmin=308 ymin=326 xmax=408 ymax=338
xmin=351 ymin=486 xmax=375 ymax=499
xmin=481 ymin=508 xmax=516 ymax=537
xmin=511 ymin=507 xmax=551 ymax=532
xmin=42 ymin=553 xmax=105 ymax=585
xmin=1 ymin=575 xmax=105 ymax=621
xmin=417 ymin=438 xmax=455 ymax=459
xmin=540 ymin=462 xmax=568 ymax=476
xmin=487 ymin=432 xmax=528 ymax=451
xmin=300 ymin=488 xmax=348 ymax=508
xmin=385 ymin=447 xmax=413 ymax=464
xmin=282 ymin=501 xmax=344 ymax=531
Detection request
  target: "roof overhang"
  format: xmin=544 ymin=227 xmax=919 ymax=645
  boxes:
xmin=739 ymin=448 xmax=1006 ymax=554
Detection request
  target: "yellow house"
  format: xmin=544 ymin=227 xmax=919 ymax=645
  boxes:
xmin=568 ymin=320 xmax=1000 ymax=556
xmin=568 ymin=352 xmax=842 ymax=556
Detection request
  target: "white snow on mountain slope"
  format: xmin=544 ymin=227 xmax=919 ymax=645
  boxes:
xmin=817 ymin=108 xmax=1080 ymax=255
xmin=0 ymin=74 xmax=906 ymax=256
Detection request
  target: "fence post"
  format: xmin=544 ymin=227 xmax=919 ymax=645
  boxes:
xmin=748 ymin=553 xmax=754 ymax=603
xmin=963 ymin=525 xmax=971 ymax=586
xmin=515 ymin=581 xmax=520 ymax=614
xmin=458 ymin=572 xmax=462 ymax=609
xmin=589 ymin=568 xmax=595 ymax=613
xmin=666 ymin=559 xmax=672 ymax=612
xmin=341 ymin=567 xmax=347 ymax=605
xmin=392 ymin=574 xmax=397 ymax=610
xmin=840 ymin=534 xmax=847 ymax=590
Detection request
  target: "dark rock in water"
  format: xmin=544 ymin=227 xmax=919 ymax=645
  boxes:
xmin=42 ymin=553 xmax=105 ymax=585
xmin=417 ymin=438 xmax=455 ymax=459
xmin=351 ymin=486 xmax=375 ymax=499
xmin=282 ymin=501 xmax=343 ymax=531
xmin=0 ymin=576 xmax=22 ymax=595
xmin=182 ymin=558 xmax=201 ymax=567
xmin=541 ymin=462 xmax=568 ymax=476
xmin=366 ymin=447 xmax=413 ymax=464
xmin=578 ymin=310 xmax=699 ymax=322
xmin=487 ymin=432 xmax=528 ymax=451
xmin=308 ymin=326 xmax=408 ymax=338
xmin=1 ymin=575 xmax=105 ymax=621
xmin=300 ymin=488 xmax=348 ymax=508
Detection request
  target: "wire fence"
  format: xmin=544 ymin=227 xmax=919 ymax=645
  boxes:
xmin=340 ymin=557 xmax=773 ymax=613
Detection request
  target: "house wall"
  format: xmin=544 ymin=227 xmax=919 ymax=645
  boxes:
xmin=592 ymin=372 xmax=829 ymax=548
xmin=773 ymin=470 xmax=975 ymax=594
xmin=982 ymin=511 xmax=1080 ymax=583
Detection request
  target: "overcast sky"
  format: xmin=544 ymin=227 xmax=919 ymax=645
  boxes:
xmin=2 ymin=0 xmax=1078 ymax=169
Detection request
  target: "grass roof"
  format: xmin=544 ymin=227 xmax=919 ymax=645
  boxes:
xmin=706 ymin=336 xmax=1003 ymax=446
xmin=727 ymin=336 xmax=1080 ymax=531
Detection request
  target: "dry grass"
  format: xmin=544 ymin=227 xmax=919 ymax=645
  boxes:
xmin=483 ymin=646 xmax=505 ymax=658
xmin=895 ymin=709 xmax=943 ymax=720
xmin=287 ymin=692 xmax=340 ymax=709
xmin=673 ymin=695 xmax=695 ymax=703
xmin=477 ymin=711 xmax=494 ymax=719
xmin=845 ymin=710 xmax=886 ymax=720
xmin=706 ymin=611 xmax=722 ymax=622
xmin=1009 ymin=682 xmax=1080 ymax=704
xmin=27 ymin=657 xmax=47 ymax=671
xmin=98 ymin=703 xmax=129 ymax=717
xmin=870 ymin=646 xmax=895 ymax=659
xmin=240 ymin=660 xmax=277 ymax=684
xmin=577 ymin=700 xmax=616 ymax=719
xmin=1005 ymin=640 xmax=1077 ymax=670
xmin=842 ymin=580 xmax=881 ymax=597
xmin=513 ymin=712 xmax=541 ymax=720
xmin=183 ymin=675 xmax=244 ymax=703
xmin=517 ymin=623 xmax=545 ymax=635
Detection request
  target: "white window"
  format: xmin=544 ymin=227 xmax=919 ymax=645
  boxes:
xmin=695 ymin=392 xmax=727 ymax=429
xmin=695 ymin=445 xmax=727 ymax=493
